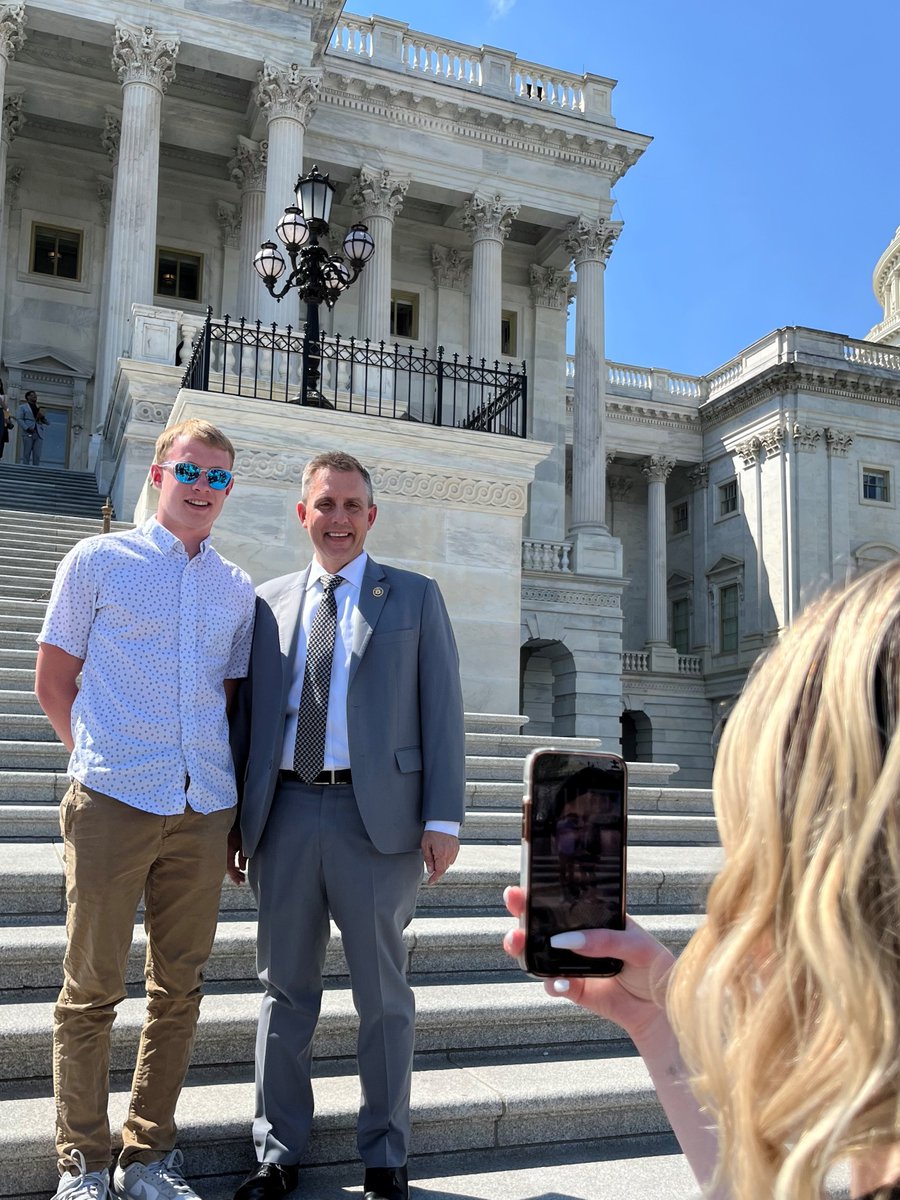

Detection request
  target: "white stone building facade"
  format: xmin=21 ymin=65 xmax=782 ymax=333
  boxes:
xmin=2 ymin=0 xmax=899 ymax=786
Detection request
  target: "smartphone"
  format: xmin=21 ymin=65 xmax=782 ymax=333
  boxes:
xmin=519 ymin=748 xmax=627 ymax=977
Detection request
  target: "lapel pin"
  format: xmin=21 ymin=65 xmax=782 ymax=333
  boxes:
xmin=373 ymin=586 xmax=384 ymax=597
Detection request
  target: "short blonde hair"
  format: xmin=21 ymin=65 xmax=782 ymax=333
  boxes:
xmin=300 ymin=451 xmax=373 ymax=505
xmin=154 ymin=419 xmax=236 ymax=466
xmin=668 ymin=560 xmax=900 ymax=1198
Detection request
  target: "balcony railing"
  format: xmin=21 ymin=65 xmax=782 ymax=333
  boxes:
xmin=182 ymin=311 xmax=527 ymax=438
xmin=621 ymin=650 xmax=704 ymax=676
xmin=522 ymin=539 xmax=573 ymax=573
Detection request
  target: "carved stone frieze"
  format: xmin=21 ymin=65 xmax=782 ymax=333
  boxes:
xmin=792 ymin=422 xmax=821 ymax=452
xmin=825 ymin=426 xmax=853 ymax=457
xmin=371 ymin=467 xmax=527 ymax=514
xmin=0 ymin=2 xmax=25 ymax=63
xmin=734 ymin=437 xmax=761 ymax=468
xmin=229 ymin=137 xmax=267 ymax=192
xmin=348 ymin=165 xmax=409 ymax=221
xmin=431 ymin=245 xmax=470 ymax=291
xmin=461 ymin=193 xmax=519 ymax=242
xmin=216 ymin=201 xmax=241 ymax=249
xmin=687 ymin=464 xmax=709 ymax=490
xmin=564 ymin=214 xmax=622 ymax=266
xmin=642 ymin=454 xmax=675 ymax=484
xmin=113 ymin=23 xmax=179 ymax=92
xmin=758 ymin=423 xmax=785 ymax=457
xmin=522 ymin=585 xmax=620 ymax=609
xmin=255 ymin=62 xmax=321 ymax=124
xmin=134 ymin=400 xmax=174 ymax=424
xmin=1 ymin=89 xmax=23 ymax=143
xmin=528 ymin=264 xmax=571 ymax=310
xmin=233 ymin=451 xmax=305 ymax=483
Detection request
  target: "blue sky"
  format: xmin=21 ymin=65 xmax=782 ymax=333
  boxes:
xmin=351 ymin=0 xmax=898 ymax=376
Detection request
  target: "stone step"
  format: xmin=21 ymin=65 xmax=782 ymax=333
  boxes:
xmin=0 ymin=741 xmax=65 ymax=769
xmin=464 ymin=779 xmax=713 ymax=813
xmin=0 ymin=548 xmax=66 ymax=568
xmin=1 ymin=582 xmax=54 ymax=601
xmin=0 ymin=647 xmax=37 ymax=669
xmin=0 ymin=506 xmax=126 ymax=534
xmin=0 ymin=841 xmax=722 ymax=919
xmin=0 ymin=563 xmax=59 ymax=583
xmin=0 ymin=690 xmax=43 ymax=715
xmin=464 ymin=754 xmax=677 ymax=786
xmin=0 ymin=614 xmax=44 ymax=635
xmin=0 ymin=666 xmax=35 ymax=691
xmin=0 ymin=1053 xmax=674 ymax=1198
xmin=0 ymin=714 xmax=55 ymax=741
xmin=465 ymin=731 xmax=602 ymax=758
xmin=0 ymin=911 xmax=704 ymax=992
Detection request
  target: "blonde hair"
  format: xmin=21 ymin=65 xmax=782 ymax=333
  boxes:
xmin=154 ymin=419 xmax=236 ymax=466
xmin=668 ymin=559 xmax=900 ymax=1199
xmin=300 ymin=450 xmax=374 ymax=505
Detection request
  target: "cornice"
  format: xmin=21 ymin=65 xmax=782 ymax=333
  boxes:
xmin=320 ymin=73 xmax=640 ymax=179
xmin=522 ymin=584 xmax=621 ymax=609
xmin=602 ymin=398 xmax=701 ymax=433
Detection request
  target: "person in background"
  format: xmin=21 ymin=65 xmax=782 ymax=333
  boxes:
xmin=506 ymin=557 xmax=900 ymax=1200
xmin=36 ymin=418 xmax=256 ymax=1200
xmin=16 ymin=389 xmax=49 ymax=465
xmin=0 ymin=385 xmax=12 ymax=459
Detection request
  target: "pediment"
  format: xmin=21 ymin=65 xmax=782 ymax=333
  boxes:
xmin=4 ymin=349 xmax=93 ymax=379
xmin=706 ymin=554 xmax=743 ymax=577
xmin=667 ymin=570 xmax=693 ymax=588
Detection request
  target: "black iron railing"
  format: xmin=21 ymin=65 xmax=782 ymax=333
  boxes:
xmin=181 ymin=310 xmax=527 ymax=438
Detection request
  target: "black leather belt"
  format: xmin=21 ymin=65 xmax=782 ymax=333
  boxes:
xmin=279 ymin=768 xmax=352 ymax=786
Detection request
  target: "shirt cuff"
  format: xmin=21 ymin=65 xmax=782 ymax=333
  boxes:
xmin=424 ymin=820 xmax=460 ymax=837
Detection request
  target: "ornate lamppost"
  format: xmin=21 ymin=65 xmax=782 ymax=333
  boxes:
xmin=253 ymin=165 xmax=375 ymax=405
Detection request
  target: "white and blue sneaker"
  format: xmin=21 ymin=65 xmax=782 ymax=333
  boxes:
xmin=113 ymin=1149 xmax=201 ymax=1200
xmin=55 ymin=1150 xmax=111 ymax=1199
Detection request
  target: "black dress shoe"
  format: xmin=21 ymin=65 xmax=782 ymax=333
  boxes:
xmin=363 ymin=1163 xmax=408 ymax=1200
xmin=233 ymin=1162 xmax=299 ymax=1200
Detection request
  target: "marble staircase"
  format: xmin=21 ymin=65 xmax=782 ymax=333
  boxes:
xmin=0 ymin=505 xmax=721 ymax=1200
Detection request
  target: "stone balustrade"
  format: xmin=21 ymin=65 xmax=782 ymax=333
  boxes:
xmin=677 ymin=655 xmax=703 ymax=675
xmin=331 ymin=14 xmax=612 ymax=121
xmin=621 ymin=650 xmax=704 ymax=676
xmin=521 ymin=538 xmax=573 ymax=573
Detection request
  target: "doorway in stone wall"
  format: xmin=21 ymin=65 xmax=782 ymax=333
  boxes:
xmin=520 ymin=639 xmax=576 ymax=737
xmin=621 ymin=710 xmax=652 ymax=763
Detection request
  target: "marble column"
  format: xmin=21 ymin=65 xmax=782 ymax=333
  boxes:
xmin=527 ymin=264 xmax=572 ymax=540
xmin=255 ymin=62 xmax=320 ymax=331
xmin=687 ymin=464 xmax=710 ymax=654
xmin=229 ymin=136 xmax=268 ymax=322
xmin=349 ymin=165 xmax=409 ymax=345
xmin=95 ymin=23 xmax=179 ymax=427
xmin=93 ymin=109 xmax=119 ymax=429
xmin=461 ymin=193 xmax=518 ymax=367
xmin=642 ymin=455 xmax=675 ymax=646
xmin=216 ymin=200 xmax=241 ymax=320
xmin=0 ymin=90 xmax=22 ymax=368
xmin=0 ymin=2 xmax=24 ymax=252
xmin=564 ymin=215 xmax=621 ymax=537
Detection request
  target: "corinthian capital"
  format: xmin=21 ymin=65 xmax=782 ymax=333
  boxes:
xmin=529 ymin=264 xmax=572 ymax=310
xmin=2 ymin=89 xmax=23 ymax=144
xmin=349 ymin=165 xmax=409 ymax=221
xmin=564 ymin=215 xmax=622 ymax=267
xmin=432 ymin=245 xmax=471 ymax=291
xmin=255 ymin=62 xmax=320 ymax=124
xmin=642 ymin=455 xmax=676 ymax=484
xmin=461 ymin=193 xmax=519 ymax=242
xmin=229 ymin=136 xmax=268 ymax=192
xmin=113 ymin=23 xmax=179 ymax=92
xmin=0 ymin=2 xmax=26 ymax=63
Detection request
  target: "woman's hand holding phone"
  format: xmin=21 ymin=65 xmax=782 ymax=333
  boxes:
xmin=503 ymin=885 xmax=676 ymax=1046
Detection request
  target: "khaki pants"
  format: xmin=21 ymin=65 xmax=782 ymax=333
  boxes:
xmin=54 ymin=781 xmax=234 ymax=1175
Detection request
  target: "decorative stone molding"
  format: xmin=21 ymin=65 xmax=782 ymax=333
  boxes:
xmin=758 ymin=423 xmax=785 ymax=457
xmin=564 ymin=214 xmax=622 ymax=267
xmin=522 ymin=585 xmax=620 ymax=608
xmin=461 ymin=193 xmax=519 ymax=242
xmin=229 ymin=137 xmax=267 ymax=192
xmin=687 ymin=464 xmax=709 ymax=490
xmin=0 ymin=2 xmax=25 ymax=63
xmin=113 ymin=23 xmax=179 ymax=92
xmin=431 ymin=245 xmax=470 ymax=291
xmin=101 ymin=108 xmax=121 ymax=163
xmin=607 ymin=476 xmax=632 ymax=500
xmin=4 ymin=159 xmax=22 ymax=207
xmin=825 ymin=426 xmax=853 ymax=457
xmin=349 ymin=164 xmax=409 ymax=221
xmin=1 ymin=89 xmax=22 ymax=144
xmin=233 ymin=451 xmax=304 ymax=483
xmin=255 ymin=62 xmax=321 ymax=124
xmin=216 ymin=201 xmax=241 ymax=248
xmin=528 ymin=264 xmax=570 ymax=310
xmin=606 ymin=450 xmax=617 ymax=465
xmin=371 ymin=466 xmax=527 ymax=514
xmin=641 ymin=454 xmax=675 ymax=484
xmin=792 ymin=422 xmax=821 ymax=452
xmin=96 ymin=176 xmax=112 ymax=224
xmin=133 ymin=400 xmax=174 ymax=424
xmin=734 ymin=437 xmax=761 ymax=468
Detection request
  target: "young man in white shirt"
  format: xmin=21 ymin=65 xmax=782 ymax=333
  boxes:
xmin=36 ymin=418 xmax=256 ymax=1200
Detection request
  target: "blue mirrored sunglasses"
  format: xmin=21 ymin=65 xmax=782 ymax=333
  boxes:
xmin=160 ymin=460 xmax=233 ymax=490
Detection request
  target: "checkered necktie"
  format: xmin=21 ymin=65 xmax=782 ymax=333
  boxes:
xmin=293 ymin=573 xmax=344 ymax=782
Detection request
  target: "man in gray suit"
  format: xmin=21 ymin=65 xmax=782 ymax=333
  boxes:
xmin=229 ymin=451 xmax=465 ymax=1200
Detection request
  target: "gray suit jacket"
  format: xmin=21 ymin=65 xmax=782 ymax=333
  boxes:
xmin=231 ymin=556 xmax=466 ymax=858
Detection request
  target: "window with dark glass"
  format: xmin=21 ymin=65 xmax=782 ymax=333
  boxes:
xmin=390 ymin=291 xmax=418 ymax=341
xmin=719 ymin=584 xmax=739 ymax=653
xmin=718 ymin=478 xmax=738 ymax=517
xmin=671 ymin=597 xmax=690 ymax=654
xmin=31 ymin=225 xmax=82 ymax=280
xmin=862 ymin=469 xmax=890 ymax=503
xmin=670 ymin=500 xmax=689 ymax=535
xmin=156 ymin=249 xmax=202 ymax=302
xmin=501 ymin=310 xmax=518 ymax=357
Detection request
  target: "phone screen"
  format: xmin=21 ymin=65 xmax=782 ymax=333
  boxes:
xmin=522 ymin=750 xmax=627 ymax=977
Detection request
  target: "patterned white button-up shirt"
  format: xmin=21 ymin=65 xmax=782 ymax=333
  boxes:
xmin=39 ymin=517 xmax=256 ymax=815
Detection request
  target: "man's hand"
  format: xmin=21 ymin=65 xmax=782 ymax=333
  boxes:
xmin=226 ymin=825 xmax=247 ymax=885
xmin=421 ymin=830 xmax=459 ymax=884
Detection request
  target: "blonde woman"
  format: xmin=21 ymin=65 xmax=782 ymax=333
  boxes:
xmin=506 ymin=559 xmax=900 ymax=1199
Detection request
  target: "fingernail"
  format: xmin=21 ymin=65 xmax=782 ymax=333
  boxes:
xmin=550 ymin=931 xmax=587 ymax=949
xmin=552 ymin=978 xmax=570 ymax=994
xmin=502 ymin=886 xmax=512 ymax=904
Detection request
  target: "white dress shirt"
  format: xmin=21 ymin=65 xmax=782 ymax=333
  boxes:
xmin=282 ymin=552 xmax=459 ymax=837
xmin=39 ymin=517 xmax=256 ymax=815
